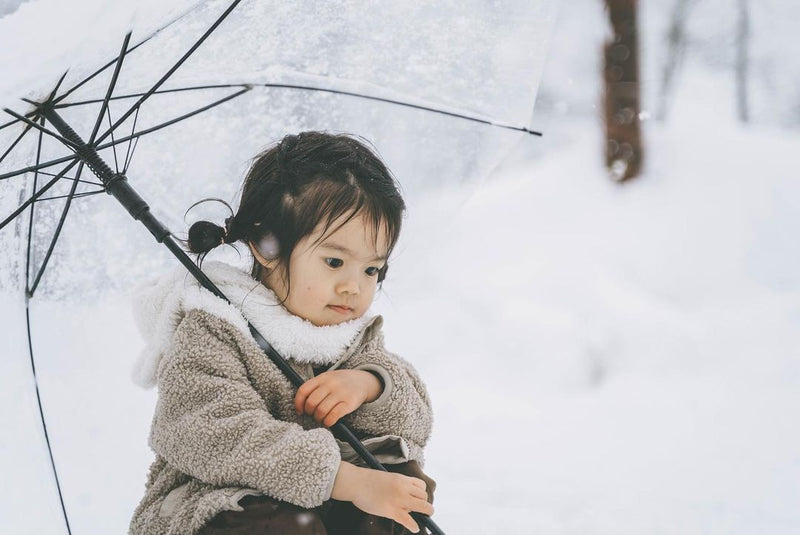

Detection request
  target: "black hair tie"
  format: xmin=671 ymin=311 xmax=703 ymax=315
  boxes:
xmin=223 ymin=215 xmax=236 ymax=243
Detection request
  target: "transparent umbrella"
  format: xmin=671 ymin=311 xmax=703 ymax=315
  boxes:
xmin=0 ymin=1 xmax=557 ymax=533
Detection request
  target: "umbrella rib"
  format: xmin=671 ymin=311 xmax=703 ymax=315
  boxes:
xmin=34 ymin=170 xmax=103 ymax=187
xmin=47 ymin=70 xmax=70 ymax=103
xmin=24 ymin=307 xmax=74 ymax=535
xmin=53 ymin=81 xmax=542 ymax=136
xmin=0 ymin=153 xmax=75 ymax=181
xmin=0 ymin=106 xmax=39 ymax=130
xmin=99 ymin=86 xmax=250 ymax=149
xmin=256 ymin=82 xmax=543 ymax=136
xmin=123 ymin=137 xmax=139 ymax=174
xmin=24 ymin=117 xmax=46 ymax=291
xmin=29 ymin=161 xmax=86 ymax=295
xmin=87 ymin=32 xmax=131 ymax=147
xmin=54 ymin=84 xmax=245 ymax=108
xmin=36 ymin=189 xmax=105 ymax=202
xmin=0 ymin=120 xmax=35 ymax=163
xmin=18 ymin=74 xmax=78 ymax=535
xmin=104 ymin=106 xmax=121 ymax=173
xmin=0 ymin=158 xmax=81 ymax=230
xmin=123 ymin=107 xmax=141 ymax=174
xmin=2 ymin=108 xmax=81 ymax=151
xmin=93 ymin=0 xmax=244 ymax=147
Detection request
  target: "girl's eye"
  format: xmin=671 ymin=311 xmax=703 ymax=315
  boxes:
xmin=365 ymin=266 xmax=382 ymax=277
xmin=325 ymin=258 xmax=343 ymax=268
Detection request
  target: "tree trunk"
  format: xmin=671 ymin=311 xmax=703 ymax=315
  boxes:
xmin=603 ymin=0 xmax=643 ymax=182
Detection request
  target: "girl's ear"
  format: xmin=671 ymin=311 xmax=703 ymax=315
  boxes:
xmin=248 ymin=239 xmax=279 ymax=270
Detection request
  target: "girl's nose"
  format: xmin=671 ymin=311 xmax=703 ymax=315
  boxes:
xmin=336 ymin=278 xmax=359 ymax=295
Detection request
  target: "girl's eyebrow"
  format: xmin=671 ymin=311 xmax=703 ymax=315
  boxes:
xmin=320 ymin=242 xmax=387 ymax=262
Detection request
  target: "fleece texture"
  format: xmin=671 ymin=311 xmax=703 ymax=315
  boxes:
xmin=128 ymin=262 xmax=433 ymax=535
xmin=131 ymin=261 xmax=376 ymax=388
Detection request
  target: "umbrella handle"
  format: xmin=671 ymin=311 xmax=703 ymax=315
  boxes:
xmin=41 ymin=105 xmax=445 ymax=535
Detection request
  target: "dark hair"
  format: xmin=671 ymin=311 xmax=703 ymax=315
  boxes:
xmin=186 ymin=131 xmax=405 ymax=289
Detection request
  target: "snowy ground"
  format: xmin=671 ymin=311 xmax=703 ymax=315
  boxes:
xmin=383 ymin=45 xmax=800 ymax=530
xmin=388 ymin=108 xmax=800 ymax=533
xmin=3 ymin=84 xmax=799 ymax=534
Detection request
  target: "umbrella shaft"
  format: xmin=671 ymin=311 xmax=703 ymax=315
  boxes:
xmin=42 ymin=106 xmax=115 ymax=181
xmin=41 ymin=106 xmax=170 ymax=243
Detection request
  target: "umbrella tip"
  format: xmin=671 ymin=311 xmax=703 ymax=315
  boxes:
xmin=18 ymin=97 xmax=49 ymax=117
xmin=43 ymin=70 xmax=70 ymax=104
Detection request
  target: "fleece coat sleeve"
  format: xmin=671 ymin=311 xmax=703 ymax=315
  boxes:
xmin=149 ymin=309 xmax=342 ymax=509
xmin=343 ymin=332 xmax=434 ymax=462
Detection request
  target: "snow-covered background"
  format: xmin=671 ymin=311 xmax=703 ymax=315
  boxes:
xmin=2 ymin=0 xmax=800 ymax=534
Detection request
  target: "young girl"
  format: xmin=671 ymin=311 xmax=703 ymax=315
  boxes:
xmin=128 ymin=132 xmax=436 ymax=535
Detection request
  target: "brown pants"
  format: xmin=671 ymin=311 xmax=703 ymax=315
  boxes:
xmin=197 ymin=461 xmax=436 ymax=535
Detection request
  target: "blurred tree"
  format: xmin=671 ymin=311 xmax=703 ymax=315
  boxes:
xmin=603 ymin=0 xmax=643 ymax=182
xmin=736 ymin=0 xmax=750 ymax=123
xmin=657 ymin=0 xmax=694 ymax=121
xmin=657 ymin=0 xmax=751 ymax=124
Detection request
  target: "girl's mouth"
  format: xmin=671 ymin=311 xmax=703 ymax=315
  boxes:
xmin=328 ymin=305 xmax=352 ymax=314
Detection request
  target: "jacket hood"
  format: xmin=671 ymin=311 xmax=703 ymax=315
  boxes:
xmin=130 ymin=261 xmax=378 ymax=389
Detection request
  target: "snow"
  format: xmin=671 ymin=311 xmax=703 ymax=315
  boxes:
xmin=0 ymin=0 xmax=201 ymax=105
xmin=391 ymin=115 xmax=800 ymax=533
xmin=2 ymin=0 xmax=800 ymax=534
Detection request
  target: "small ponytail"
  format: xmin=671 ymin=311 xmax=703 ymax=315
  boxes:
xmin=184 ymin=199 xmax=237 ymax=254
xmin=187 ymin=221 xmax=223 ymax=253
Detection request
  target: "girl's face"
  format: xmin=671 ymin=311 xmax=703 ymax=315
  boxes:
xmin=254 ymin=212 xmax=389 ymax=326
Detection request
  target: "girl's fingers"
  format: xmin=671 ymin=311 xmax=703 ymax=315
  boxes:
xmin=303 ymin=386 xmax=330 ymax=415
xmin=322 ymin=401 xmax=349 ymax=427
xmin=407 ymin=496 xmax=434 ymax=516
xmin=420 ymin=500 xmax=435 ymax=516
xmin=314 ymin=395 xmax=341 ymax=423
xmin=398 ymin=513 xmax=419 ymax=533
xmin=294 ymin=378 xmax=319 ymax=413
xmin=409 ymin=477 xmax=426 ymax=490
xmin=293 ymin=392 xmax=305 ymax=414
xmin=409 ymin=486 xmax=428 ymax=501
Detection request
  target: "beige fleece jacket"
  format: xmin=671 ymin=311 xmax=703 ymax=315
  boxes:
xmin=128 ymin=262 xmax=433 ymax=535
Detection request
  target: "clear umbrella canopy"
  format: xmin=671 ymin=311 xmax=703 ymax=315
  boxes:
xmin=0 ymin=0 xmax=556 ymax=298
xmin=0 ymin=1 xmax=557 ymax=533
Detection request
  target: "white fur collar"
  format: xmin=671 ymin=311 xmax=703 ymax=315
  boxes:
xmin=130 ymin=261 xmax=377 ymax=389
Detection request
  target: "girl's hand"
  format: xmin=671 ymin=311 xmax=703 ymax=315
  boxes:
xmin=332 ymin=462 xmax=434 ymax=533
xmin=353 ymin=468 xmax=434 ymax=533
xmin=294 ymin=369 xmax=382 ymax=427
